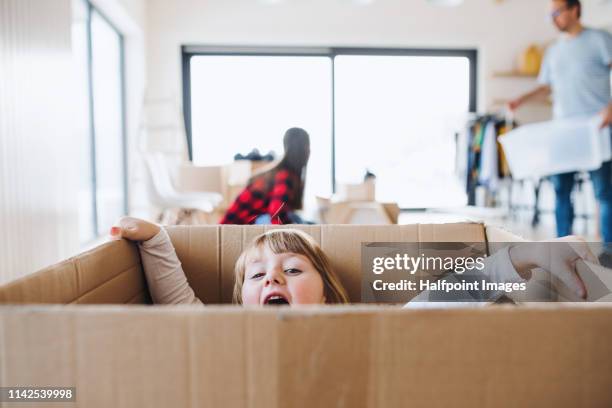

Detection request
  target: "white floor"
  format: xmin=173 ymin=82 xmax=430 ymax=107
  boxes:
xmin=398 ymin=206 xmax=599 ymax=242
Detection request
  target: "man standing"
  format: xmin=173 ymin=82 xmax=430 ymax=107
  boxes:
xmin=509 ymin=0 xmax=612 ymax=242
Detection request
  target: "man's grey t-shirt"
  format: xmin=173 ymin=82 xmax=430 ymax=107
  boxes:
xmin=538 ymin=28 xmax=612 ymax=119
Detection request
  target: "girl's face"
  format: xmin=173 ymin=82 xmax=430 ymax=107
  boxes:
xmin=241 ymin=245 xmax=326 ymax=306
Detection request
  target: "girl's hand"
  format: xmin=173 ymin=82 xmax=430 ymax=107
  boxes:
xmin=509 ymin=236 xmax=598 ymax=299
xmin=109 ymin=216 xmax=161 ymax=242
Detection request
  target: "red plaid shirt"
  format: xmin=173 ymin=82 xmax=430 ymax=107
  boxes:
xmin=219 ymin=169 xmax=300 ymax=225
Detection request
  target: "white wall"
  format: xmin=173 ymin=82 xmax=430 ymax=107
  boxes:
xmin=0 ymin=0 xmax=146 ymax=284
xmin=91 ymin=0 xmax=147 ymax=215
xmin=145 ymin=0 xmax=612 ymax=127
xmin=0 ymin=0 xmax=80 ymax=283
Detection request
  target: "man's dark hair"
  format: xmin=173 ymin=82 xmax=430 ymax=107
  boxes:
xmin=564 ymin=0 xmax=581 ymax=18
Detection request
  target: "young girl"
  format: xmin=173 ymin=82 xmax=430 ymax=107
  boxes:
xmin=110 ymin=217 xmax=592 ymax=305
xmin=110 ymin=217 xmax=348 ymax=305
xmin=220 ymin=127 xmax=310 ymax=225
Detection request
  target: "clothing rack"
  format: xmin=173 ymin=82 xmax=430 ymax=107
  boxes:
xmin=458 ymin=112 xmax=515 ymax=206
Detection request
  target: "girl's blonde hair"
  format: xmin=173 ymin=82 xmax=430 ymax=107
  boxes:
xmin=233 ymin=229 xmax=349 ymax=304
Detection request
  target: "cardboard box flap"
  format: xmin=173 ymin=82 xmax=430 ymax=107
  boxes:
xmin=0 ymin=259 xmax=78 ymax=303
xmin=2 ymin=305 xmax=612 ymax=407
xmin=0 ymin=239 xmax=144 ymax=304
xmin=74 ymin=240 xmax=145 ymax=303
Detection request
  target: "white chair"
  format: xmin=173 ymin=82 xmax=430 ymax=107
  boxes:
xmin=144 ymin=153 xmax=223 ymax=213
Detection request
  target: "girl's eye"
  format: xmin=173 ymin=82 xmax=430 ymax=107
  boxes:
xmin=250 ymin=272 xmax=265 ymax=280
xmin=284 ymin=268 xmax=302 ymax=275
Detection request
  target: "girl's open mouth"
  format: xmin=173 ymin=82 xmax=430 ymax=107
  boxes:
xmin=264 ymin=294 xmax=290 ymax=305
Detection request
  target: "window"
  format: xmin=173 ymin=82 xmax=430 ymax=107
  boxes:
xmin=334 ymin=54 xmax=472 ymax=208
xmin=74 ymin=0 xmax=127 ymax=244
xmin=183 ymin=47 xmax=476 ymax=210
xmin=189 ymin=55 xmax=333 ymax=202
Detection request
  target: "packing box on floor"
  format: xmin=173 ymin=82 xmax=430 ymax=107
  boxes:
xmin=316 ymin=197 xmax=400 ymax=224
xmin=177 ymin=160 xmax=277 ymax=209
xmin=337 ymin=179 xmax=376 ymax=201
xmin=322 ymin=200 xmax=400 ymax=224
xmin=318 ymin=180 xmax=400 ymax=224
xmin=176 ymin=161 xmax=251 ymax=209
xmin=1 ymin=223 xmax=612 ymax=407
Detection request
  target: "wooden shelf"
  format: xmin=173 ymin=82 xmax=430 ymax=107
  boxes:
xmin=492 ymin=71 xmax=538 ymax=78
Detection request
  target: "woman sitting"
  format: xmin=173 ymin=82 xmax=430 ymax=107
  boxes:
xmin=220 ymin=127 xmax=310 ymax=225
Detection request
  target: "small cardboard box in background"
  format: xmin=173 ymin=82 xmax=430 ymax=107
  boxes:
xmin=337 ymin=179 xmax=376 ymax=202
xmin=317 ymin=179 xmax=399 ymax=224
xmin=317 ymin=198 xmax=400 ymax=224
xmin=177 ymin=161 xmax=250 ymax=209
xmin=177 ymin=160 xmax=277 ymax=209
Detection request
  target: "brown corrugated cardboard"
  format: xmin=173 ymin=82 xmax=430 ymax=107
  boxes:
xmin=175 ymin=161 xmax=252 ymax=209
xmin=4 ymin=223 xmax=610 ymax=306
xmin=0 ymin=223 xmax=485 ymax=304
xmin=176 ymin=164 xmax=223 ymax=194
xmin=158 ymin=207 xmax=226 ymax=225
xmin=2 ymin=224 xmax=612 ymax=407
xmin=0 ymin=239 xmax=144 ymax=305
xmin=337 ymin=179 xmax=376 ymax=201
xmin=319 ymin=201 xmax=400 ymax=224
xmin=2 ymin=305 xmax=612 ymax=407
xmin=249 ymin=159 xmax=277 ymax=174
xmin=382 ymin=202 xmax=400 ymax=224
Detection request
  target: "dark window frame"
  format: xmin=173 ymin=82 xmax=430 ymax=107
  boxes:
xmin=181 ymin=46 xmax=477 ymax=194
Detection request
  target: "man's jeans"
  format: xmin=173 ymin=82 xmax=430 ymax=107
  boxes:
xmin=550 ymin=160 xmax=612 ymax=242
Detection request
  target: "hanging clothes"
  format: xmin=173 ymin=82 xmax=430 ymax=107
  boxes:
xmin=461 ymin=114 xmax=518 ymax=205
xmin=478 ymin=120 xmax=499 ymax=192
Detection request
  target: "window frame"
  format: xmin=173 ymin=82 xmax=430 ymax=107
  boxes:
xmin=82 ymin=0 xmax=128 ymax=242
xmin=181 ymin=46 xmax=477 ymax=194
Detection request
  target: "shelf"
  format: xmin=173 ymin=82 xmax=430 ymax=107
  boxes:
xmin=492 ymin=71 xmax=539 ymax=78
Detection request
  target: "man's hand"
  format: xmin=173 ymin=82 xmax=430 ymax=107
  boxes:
xmin=538 ymin=236 xmax=599 ymax=299
xmin=507 ymin=98 xmax=522 ymax=112
xmin=599 ymin=103 xmax=612 ymax=129
xmin=507 ymin=85 xmax=551 ymax=113
xmin=109 ymin=216 xmax=161 ymax=242
xmin=509 ymin=236 xmax=599 ymax=299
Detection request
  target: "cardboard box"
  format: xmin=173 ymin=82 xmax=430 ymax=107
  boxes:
xmin=248 ymin=159 xmax=277 ymax=174
xmin=176 ymin=161 xmax=251 ymax=209
xmin=324 ymin=201 xmax=400 ymax=224
xmin=3 ymin=305 xmax=612 ymax=407
xmin=2 ymin=223 xmax=612 ymax=407
xmin=318 ymin=180 xmax=399 ymax=224
xmin=317 ymin=197 xmax=400 ymax=224
xmin=176 ymin=164 xmax=224 ymax=194
xmin=337 ymin=179 xmax=376 ymax=201
xmin=1 ymin=223 xmax=490 ymax=304
xmin=177 ymin=160 xmax=277 ymax=210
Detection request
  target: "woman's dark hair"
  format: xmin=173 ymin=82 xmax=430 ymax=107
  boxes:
xmin=250 ymin=127 xmax=310 ymax=210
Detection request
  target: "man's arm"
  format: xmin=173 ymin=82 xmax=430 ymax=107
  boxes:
xmin=600 ymin=101 xmax=612 ymax=129
xmin=508 ymin=85 xmax=551 ymax=111
xmin=598 ymin=62 xmax=611 ymax=129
